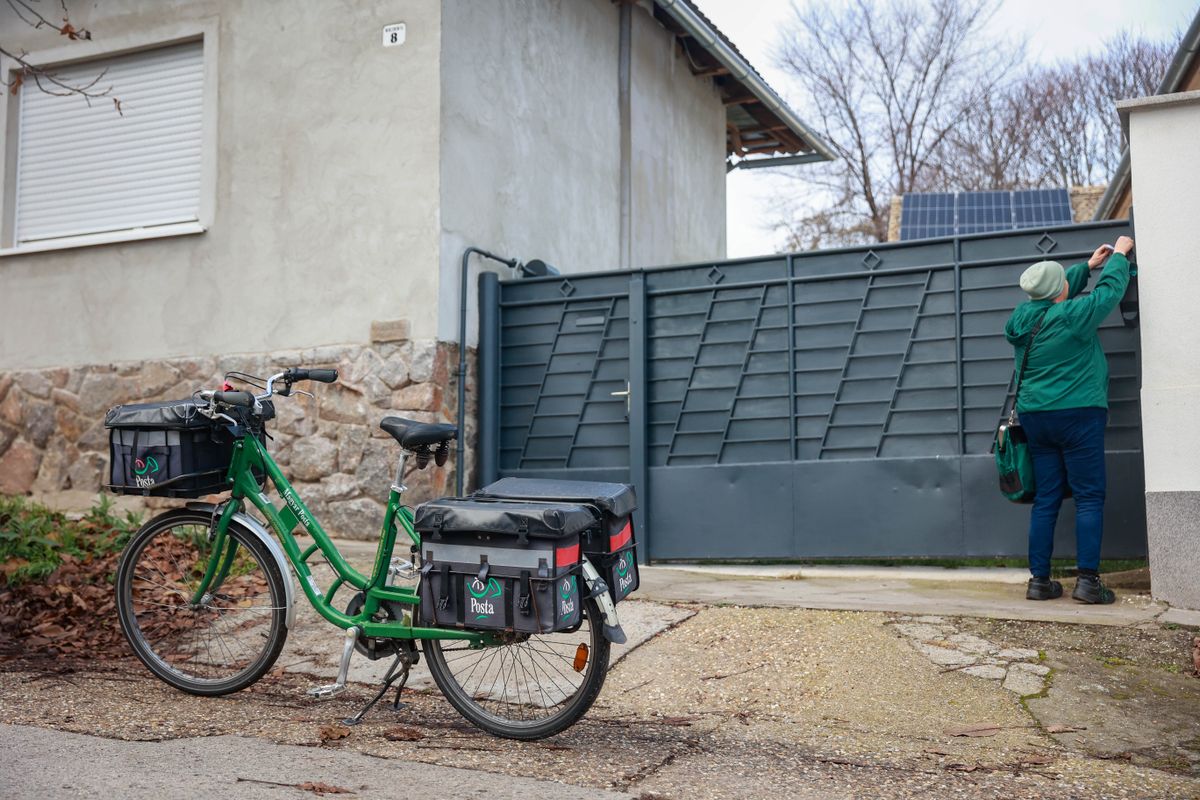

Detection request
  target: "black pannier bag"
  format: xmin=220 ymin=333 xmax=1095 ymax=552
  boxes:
xmin=104 ymin=399 xmax=239 ymax=498
xmin=474 ymin=478 xmax=640 ymax=603
xmin=413 ymin=498 xmax=594 ymax=633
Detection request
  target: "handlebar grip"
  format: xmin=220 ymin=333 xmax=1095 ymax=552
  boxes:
xmin=214 ymin=391 xmax=254 ymax=408
xmin=285 ymin=368 xmax=338 ymax=384
xmin=306 ymin=369 xmax=338 ymax=383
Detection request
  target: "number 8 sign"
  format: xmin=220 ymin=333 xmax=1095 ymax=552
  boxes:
xmin=382 ymin=23 xmax=406 ymax=48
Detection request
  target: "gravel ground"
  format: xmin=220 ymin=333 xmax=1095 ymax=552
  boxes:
xmin=2 ymin=605 xmax=1198 ymax=799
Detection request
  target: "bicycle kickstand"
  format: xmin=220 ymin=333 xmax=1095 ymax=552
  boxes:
xmin=342 ymin=652 xmax=411 ymax=726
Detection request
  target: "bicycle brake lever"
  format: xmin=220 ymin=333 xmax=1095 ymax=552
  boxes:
xmin=292 ymin=389 xmax=315 ymax=400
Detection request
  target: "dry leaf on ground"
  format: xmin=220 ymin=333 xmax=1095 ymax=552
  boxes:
xmin=318 ymin=724 xmax=351 ymax=742
xmin=382 ymin=726 xmax=424 ymax=742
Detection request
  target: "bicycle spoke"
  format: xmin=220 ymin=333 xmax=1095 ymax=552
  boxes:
xmin=121 ymin=519 xmax=282 ymax=686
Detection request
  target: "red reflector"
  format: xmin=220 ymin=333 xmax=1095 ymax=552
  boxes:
xmin=556 ymin=542 xmax=580 ymax=565
xmin=610 ymin=521 xmax=633 ymax=551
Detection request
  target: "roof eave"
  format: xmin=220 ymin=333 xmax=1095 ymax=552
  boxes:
xmin=652 ymin=0 xmax=837 ymax=164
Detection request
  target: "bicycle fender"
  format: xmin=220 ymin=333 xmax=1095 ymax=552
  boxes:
xmin=186 ymin=502 xmax=296 ymax=630
xmin=580 ymin=557 xmax=626 ymax=644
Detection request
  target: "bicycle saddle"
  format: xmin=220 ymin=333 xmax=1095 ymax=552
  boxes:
xmin=379 ymin=416 xmax=458 ymax=449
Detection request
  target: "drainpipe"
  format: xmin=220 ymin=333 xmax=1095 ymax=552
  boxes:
xmin=457 ymin=247 xmax=518 ymax=496
xmin=618 ymin=0 xmax=632 ymax=268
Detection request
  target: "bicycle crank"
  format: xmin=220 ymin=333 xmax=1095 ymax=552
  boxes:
xmin=344 ymin=592 xmax=413 ymax=661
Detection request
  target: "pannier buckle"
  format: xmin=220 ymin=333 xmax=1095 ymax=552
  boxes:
xmin=518 ymin=570 xmax=531 ymax=615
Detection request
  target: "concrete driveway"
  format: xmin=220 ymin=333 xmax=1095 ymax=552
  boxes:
xmin=2 ymin=564 xmax=1199 ymax=799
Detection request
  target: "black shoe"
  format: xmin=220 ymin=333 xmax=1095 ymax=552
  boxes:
xmin=1072 ymin=574 xmax=1116 ymax=604
xmin=1026 ymin=577 xmax=1063 ymax=601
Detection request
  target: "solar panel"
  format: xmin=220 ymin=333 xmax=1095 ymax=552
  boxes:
xmin=898 ymin=189 xmax=1073 ymax=240
xmin=957 ymin=190 xmax=1012 ymax=235
xmin=1012 ymin=188 xmax=1073 ymax=228
xmin=899 ymin=192 xmax=955 ymax=239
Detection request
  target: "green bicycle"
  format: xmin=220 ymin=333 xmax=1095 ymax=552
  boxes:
xmin=112 ymin=367 xmax=627 ymax=739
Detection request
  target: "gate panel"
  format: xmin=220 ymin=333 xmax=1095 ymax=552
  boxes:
xmin=496 ymin=273 xmax=632 ymax=485
xmin=492 ymin=220 xmax=1144 ymax=560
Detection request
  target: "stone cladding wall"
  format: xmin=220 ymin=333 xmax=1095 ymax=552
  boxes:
xmin=0 ymin=325 xmax=476 ymax=540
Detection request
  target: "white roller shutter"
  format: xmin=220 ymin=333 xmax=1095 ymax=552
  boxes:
xmin=15 ymin=40 xmax=204 ymax=244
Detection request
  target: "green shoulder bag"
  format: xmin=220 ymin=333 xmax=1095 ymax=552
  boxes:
xmin=993 ymin=309 xmax=1048 ymax=504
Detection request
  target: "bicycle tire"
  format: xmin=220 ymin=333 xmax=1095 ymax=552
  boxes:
xmin=421 ymin=595 xmax=610 ymax=740
xmin=115 ymin=509 xmax=289 ymax=696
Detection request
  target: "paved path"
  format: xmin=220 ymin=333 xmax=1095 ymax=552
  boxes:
xmin=322 ymin=536 xmax=1173 ymax=627
xmin=635 ymin=564 xmax=1176 ymax=626
xmin=0 ymin=724 xmax=632 ymax=800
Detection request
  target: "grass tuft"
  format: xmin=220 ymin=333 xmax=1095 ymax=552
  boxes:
xmin=0 ymin=494 xmax=142 ymax=586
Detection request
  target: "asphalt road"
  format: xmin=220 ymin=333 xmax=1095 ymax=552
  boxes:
xmin=0 ymin=724 xmax=632 ymax=800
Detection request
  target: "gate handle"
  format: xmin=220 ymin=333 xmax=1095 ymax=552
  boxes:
xmin=611 ymin=382 xmax=630 ymax=414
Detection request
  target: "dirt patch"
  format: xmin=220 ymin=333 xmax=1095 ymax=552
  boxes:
xmin=955 ymin=615 xmax=1200 ymax=775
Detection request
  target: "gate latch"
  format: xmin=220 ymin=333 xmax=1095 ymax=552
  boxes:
xmin=611 ymin=382 xmax=631 ymax=415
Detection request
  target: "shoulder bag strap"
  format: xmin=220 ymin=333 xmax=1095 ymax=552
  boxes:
xmin=1008 ymin=307 xmax=1051 ymax=423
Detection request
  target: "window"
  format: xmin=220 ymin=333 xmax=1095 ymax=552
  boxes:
xmin=3 ymin=38 xmax=210 ymax=253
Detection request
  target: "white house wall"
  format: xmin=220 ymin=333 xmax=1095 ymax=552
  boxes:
xmin=629 ymin=5 xmax=726 ymax=269
xmin=437 ymin=0 xmax=727 ymax=346
xmin=0 ymin=0 xmax=444 ymax=370
xmin=1120 ymin=90 xmax=1200 ymax=610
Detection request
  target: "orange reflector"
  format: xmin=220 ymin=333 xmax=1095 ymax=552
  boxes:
xmin=573 ymin=643 xmax=589 ymax=673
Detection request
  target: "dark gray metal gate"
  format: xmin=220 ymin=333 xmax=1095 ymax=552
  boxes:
xmin=478 ymin=220 xmax=1144 ymax=560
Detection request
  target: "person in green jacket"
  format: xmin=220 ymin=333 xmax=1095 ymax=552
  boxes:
xmin=1004 ymin=235 xmax=1134 ymax=605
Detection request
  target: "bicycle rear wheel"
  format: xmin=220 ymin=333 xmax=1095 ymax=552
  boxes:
xmin=422 ymin=596 xmax=610 ymax=739
xmin=115 ymin=509 xmax=288 ymax=695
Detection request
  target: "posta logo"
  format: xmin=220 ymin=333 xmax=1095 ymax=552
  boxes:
xmin=133 ymin=456 xmax=160 ymax=476
xmin=468 ymin=578 xmax=501 ymax=621
xmin=469 ymin=578 xmax=502 ymax=600
xmin=559 ymin=576 xmax=575 ymax=600
xmin=616 ymin=555 xmax=630 ymax=577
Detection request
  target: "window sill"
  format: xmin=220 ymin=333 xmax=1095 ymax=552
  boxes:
xmin=0 ymin=221 xmax=206 ymax=257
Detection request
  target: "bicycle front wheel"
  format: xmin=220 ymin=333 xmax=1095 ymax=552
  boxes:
xmin=115 ymin=509 xmax=288 ymax=695
xmin=422 ymin=596 xmax=610 ymax=739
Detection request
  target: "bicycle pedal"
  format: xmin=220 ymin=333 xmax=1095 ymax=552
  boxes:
xmin=388 ymin=558 xmax=418 ymax=580
xmin=307 ymin=683 xmax=347 ymax=699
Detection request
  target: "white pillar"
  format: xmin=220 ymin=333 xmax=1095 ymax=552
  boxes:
xmin=1119 ymin=90 xmax=1200 ymax=610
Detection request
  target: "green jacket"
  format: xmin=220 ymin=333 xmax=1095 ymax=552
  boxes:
xmin=1004 ymin=252 xmax=1131 ymax=412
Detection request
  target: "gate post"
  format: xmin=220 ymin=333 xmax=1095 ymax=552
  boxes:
xmin=477 ymin=271 xmax=501 ymax=489
xmin=628 ymin=272 xmax=650 ymax=563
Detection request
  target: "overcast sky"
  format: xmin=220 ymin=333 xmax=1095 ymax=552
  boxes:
xmin=698 ymin=0 xmax=1200 ymax=257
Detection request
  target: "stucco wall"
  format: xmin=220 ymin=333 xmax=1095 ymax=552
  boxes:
xmin=628 ymin=6 xmax=726 ymax=269
xmin=437 ymin=0 xmax=727 ymax=345
xmin=1121 ymin=90 xmax=1200 ymax=610
xmin=0 ymin=0 xmax=443 ymax=370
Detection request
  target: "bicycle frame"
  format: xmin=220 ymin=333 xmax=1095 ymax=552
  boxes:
xmin=192 ymin=430 xmax=485 ymax=646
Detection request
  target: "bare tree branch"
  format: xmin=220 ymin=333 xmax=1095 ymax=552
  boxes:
xmin=0 ymin=0 xmax=120 ymax=112
xmin=770 ymin=0 xmax=1179 ymax=247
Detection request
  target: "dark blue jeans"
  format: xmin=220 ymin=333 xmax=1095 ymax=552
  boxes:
xmin=1019 ymin=407 xmax=1107 ymax=578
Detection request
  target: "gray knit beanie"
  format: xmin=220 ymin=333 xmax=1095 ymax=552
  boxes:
xmin=1020 ymin=260 xmax=1066 ymax=300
